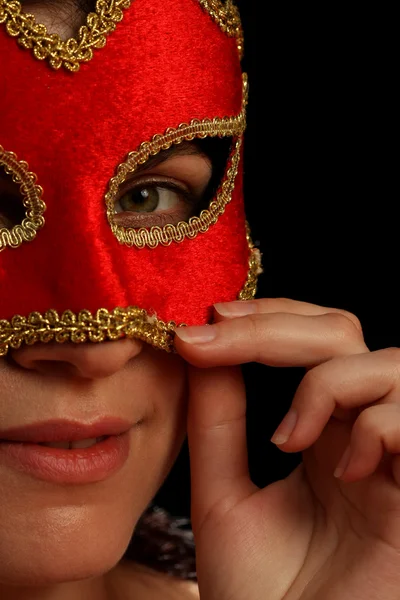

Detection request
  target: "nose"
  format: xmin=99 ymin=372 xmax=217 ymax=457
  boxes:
xmin=10 ymin=338 xmax=144 ymax=379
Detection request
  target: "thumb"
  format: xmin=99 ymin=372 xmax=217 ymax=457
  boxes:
xmin=186 ymin=364 xmax=258 ymax=535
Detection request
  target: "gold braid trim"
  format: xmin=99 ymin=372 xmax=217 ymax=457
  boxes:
xmin=239 ymin=225 xmax=263 ymax=300
xmin=106 ymin=74 xmax=248 ymax=249
xmin=0 ymin=0 xmax=131 ymax=72
xmin=0 ymin=228 xmax=262 ymax=356
xmin=0 ymin=145 xmax=46 ymax=252
xmin=0 ymin=307 xmax=177 ymax=356
xmin=198 ymin=0 xmax=243 ymax=58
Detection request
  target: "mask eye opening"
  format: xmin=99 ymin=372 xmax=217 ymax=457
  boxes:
xmin=105 ymin=131 xmax=244 ymax=250
xmin=191 ymin=136 xmax=234 ymax=216
xmin=0 ymin=167 xmax=28 ymax=228
xmin=104 ymin=73 xmax=247 ymax=249
xmin=0 ymin=146 xmax=46 ymax=252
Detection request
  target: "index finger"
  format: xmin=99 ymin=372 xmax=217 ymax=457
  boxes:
xmin=174 ymin=311 xmax=368 ymax=368
xmin=213 ymin=298 xmax=362 ymax=333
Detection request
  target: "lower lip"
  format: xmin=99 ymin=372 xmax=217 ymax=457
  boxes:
xmin=0 ymin=432 xmax=130 ymax=484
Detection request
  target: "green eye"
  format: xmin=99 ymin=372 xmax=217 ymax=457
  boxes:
xmin=118 ymin=187 xmax=160 ymax=213
xmin=114 ymin=185 xmax=181 ymax=215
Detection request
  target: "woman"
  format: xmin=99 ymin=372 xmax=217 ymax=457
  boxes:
xmin=1 ymin=1 xmax=400 ymax=599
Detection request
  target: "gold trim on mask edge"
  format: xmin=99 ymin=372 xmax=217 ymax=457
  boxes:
xmin=239 ymin=226 xmax=263 ymax=301
xmin=198 ymin=0 xmax=243 ymax=58
xmin=106 ymin=74 xmax=248 ymax=249
xmin=0 ymin=145 xmax=46 ymax=252
xmin=0 ymin=232 xmax=262 ymax=356
xmin=0 ymin=0 xmax=131 ymax=72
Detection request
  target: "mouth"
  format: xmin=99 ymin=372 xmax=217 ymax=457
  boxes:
xmin=0 ymin=436 xmax=110 ymax=449
xmin=0 ymin=429 xmax=132 ymax=484
xmin=0 ymin=417 xmax=133 ymax=444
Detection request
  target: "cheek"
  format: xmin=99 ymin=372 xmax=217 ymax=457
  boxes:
xmin=133 ymin=352 xmax=188 ymax=486
xmin=114 ymin=348 xmax=188 ymax=484
xmin=137 ymin=348 xmax=188 ymax=424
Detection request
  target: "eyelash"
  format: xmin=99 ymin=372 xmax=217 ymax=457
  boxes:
xmin=113 ymin=176 xmax=200 ymax=228
xmin=117 ymin=176 xmax=194 ymax=203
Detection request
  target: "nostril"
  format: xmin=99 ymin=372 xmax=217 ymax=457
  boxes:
xmin=9 ymin=338 xmax=144 ymax=378
xmin=34 ymin=360 xmax=82 ymax=379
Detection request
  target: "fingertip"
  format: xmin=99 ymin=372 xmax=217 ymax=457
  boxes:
xmin=173 ymin=329 xmax=216 ymax=368
xmin=334 ymin=466 xmax=365 ymax=483
xmin=336 ymin=458 xmax=381 ymax=483
xmin=174 ymin=324 xmax=217 ymax=345
xmin=270 ymin=439 xmax=303 ymax=454
xmin=333 ymin=445 xmax=352 ymax=479
xmin=270 ymin=412 xmax=327 ymax=453
xmin=270 ymin=430 xmax=315 ymax=453
xmin=213 ymin=301 xmax=258 ymax=319
xmin=270 ymin=408 xmax=298 ymax=446
xmin=332 ymin=448 xmax=375 ymax=482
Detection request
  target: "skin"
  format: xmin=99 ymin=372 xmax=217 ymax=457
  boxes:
xmin=175 ymin=300 xmax=400 ymax=600
xmin=5 ymin=297 xmax=400 ymax=600
xmin=0 ymin=338 xmax=189 ymax=599
xmin=0 ymin=9 xmax=211 ymax=588
xmin=3 ymin=4 xmax=400 ymax=600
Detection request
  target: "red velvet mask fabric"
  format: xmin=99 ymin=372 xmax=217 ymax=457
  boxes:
xmin=0 ymin=0 xmax=250 ymax=328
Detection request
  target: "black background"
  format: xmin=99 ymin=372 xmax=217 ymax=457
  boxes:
xmin=155 ymin=3 xmax=398 ymax=517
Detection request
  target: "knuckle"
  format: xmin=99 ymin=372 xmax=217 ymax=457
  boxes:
xmin=272 ymin=297 xmax=294 ymax=308
xmin=246 ymin=313 xmax=263 ymax=343
xmin=257 ymin=297 xmax=292 ymax=312
xmin=354 ymin=406 xmax=383 ymax=435
xmin=379 ymin=347 xmax=400 ymax=364
xmin=245 ymin=313 xmax=274 ymax=362
xmin=323 ymin=312 xmax=364 ymax=344
xmin=300 ymin=367 xmax=333 ymax=399
xmin=377 ymin=348 xmax=400 ymax=381
xmin=338 ymin=310 xmax=363 ymax=334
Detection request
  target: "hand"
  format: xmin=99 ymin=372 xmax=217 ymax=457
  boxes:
xmin=174 ymin=299 xmax=400 ymax=600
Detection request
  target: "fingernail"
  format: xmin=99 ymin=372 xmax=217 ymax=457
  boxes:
xmin=334 ymin=445 xmax=352 ymax=478
xmin=270 ymin=408 xmax=298 ymax=445
xmin=214 ymin=301 xmax=257 ymax=317
xmin=174 ymin=325 xmax=217 ymax=344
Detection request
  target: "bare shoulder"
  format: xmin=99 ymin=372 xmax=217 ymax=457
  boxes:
xmin=107 ymin=559 xmax=200 ymax=599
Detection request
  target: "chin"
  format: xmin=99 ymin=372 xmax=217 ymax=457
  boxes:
xmin=0 ymin=554 xmax=120 ymax=588
xmin=0 ymin=504 xmax=136 ymax=587
xmin=0 ymin=536 xmax=128 ymax=587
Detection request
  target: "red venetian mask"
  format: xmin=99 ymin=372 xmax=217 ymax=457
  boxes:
xmin=0 ymin=0 xmax=262 ymax=356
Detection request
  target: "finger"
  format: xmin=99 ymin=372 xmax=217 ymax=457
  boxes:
xmin=271 ymin=348 xmax=400 ymax=453
xmin=213 ymin=298 xmax=362 ymax=333
xmin=174 ymin=311 xmax=368 ymax=368
xmin=333 ymin=403 xmax=400 ymax=483
xmin=186 ymin=365 xmax=258 ymax=535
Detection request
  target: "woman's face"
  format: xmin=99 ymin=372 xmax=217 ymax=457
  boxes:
xmin=0 ymin=0 xmax=233 ymax=588
xmin=0 ymin=144 xmax=216 ymax=586
xmin=0 ymin=20 xmax=218 ymax=585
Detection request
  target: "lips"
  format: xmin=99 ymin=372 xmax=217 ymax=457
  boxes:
xmin=0 ymin=418 xmax=133 ymax=444
xmin=0 ymin=430 xmax=132 ymax=484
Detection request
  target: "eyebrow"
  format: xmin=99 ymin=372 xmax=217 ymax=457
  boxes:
xmin=134 ymin=141 xmax=209 ymax=174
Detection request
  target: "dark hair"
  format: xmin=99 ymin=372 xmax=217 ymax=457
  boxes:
xmin=123 ymin=502 xmax=197 ymax=581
